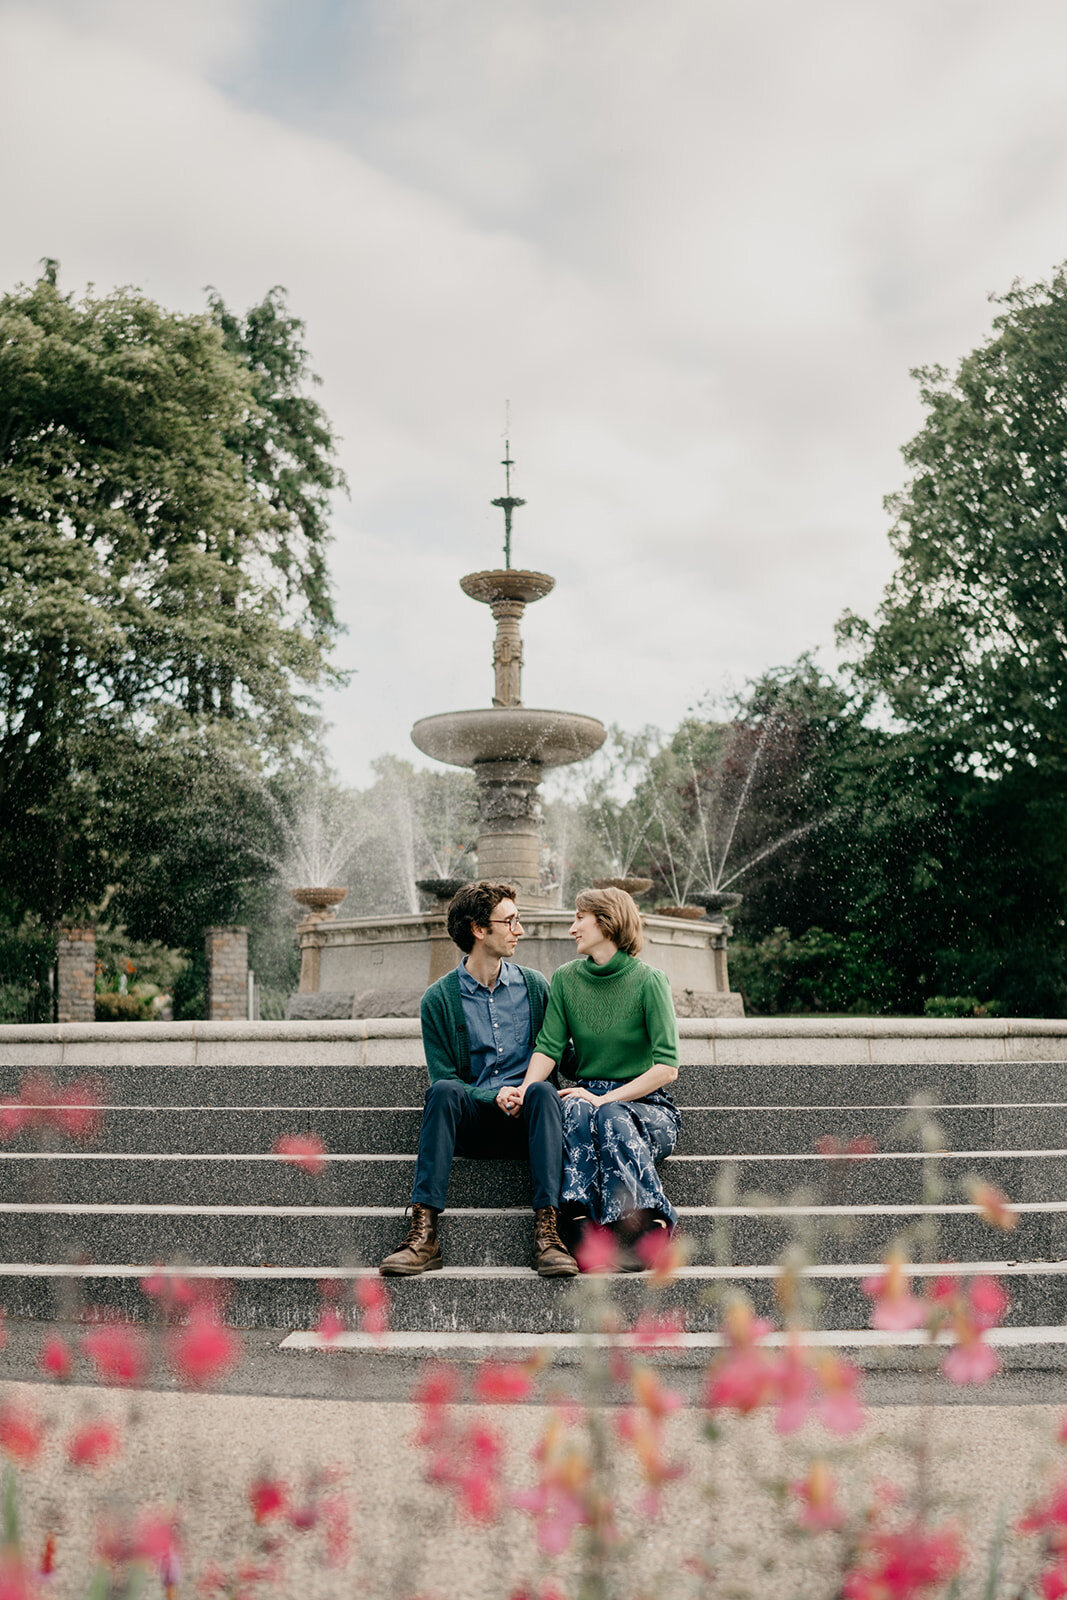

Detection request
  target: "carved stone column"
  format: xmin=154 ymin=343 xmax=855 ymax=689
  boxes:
xmin=473 ymin=759 xmax=545 ymax=902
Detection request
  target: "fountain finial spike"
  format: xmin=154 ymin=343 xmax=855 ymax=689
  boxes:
xmin=490 ymin=439 xmax=526 ymax=570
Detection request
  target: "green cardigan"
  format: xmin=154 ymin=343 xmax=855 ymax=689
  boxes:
xmin=533 ymin=950 xmax=679 ymax=1082
xmin=419 ymin=964 xmax=551 ymax=1104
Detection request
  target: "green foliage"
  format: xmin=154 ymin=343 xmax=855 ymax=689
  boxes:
xmin=94 ymin=990 xmax=154 ymax=1022
xmin=839 ymin=264 xmax=1067 ymax=773
xmin=729 ymin=927 xmax=896 ymax=1015
xmin=0 ymin=918 xmax=54 ymax=1023
xmin=923 ymin=995 xmax=1003 ymax=1019
xmin=0 ymin=268 xmax=345 ymax=957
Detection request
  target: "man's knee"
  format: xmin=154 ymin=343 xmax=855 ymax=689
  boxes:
xmin=424 ymin=1077 xmax=467 ymax=1112
xmin=524 ymin=1079 xmax=561 ymax=1115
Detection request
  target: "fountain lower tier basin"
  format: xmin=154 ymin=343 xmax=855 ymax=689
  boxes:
xmin=411 ymin=708 xmax=606 ymax=769
xmin=289 ymin=909 xmax=743 ymax=1021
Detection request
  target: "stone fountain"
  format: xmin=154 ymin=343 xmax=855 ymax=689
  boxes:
xmin=291 ymin=451 xmax=742 ymax=1018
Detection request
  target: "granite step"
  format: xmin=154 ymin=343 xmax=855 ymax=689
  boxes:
xmin=6 ymin=1061 xmax=1067 ymax=1111
xmin=1 ymin=1201 xmax=1063 ymax=1269
xmin=0 ymin=1149 xmax=1061 ymax=1208
xmin=19 ymin=1102 xmax=1067 ymax=1156
xmin=0 ymin=1259 xmax=1063 ymax=1332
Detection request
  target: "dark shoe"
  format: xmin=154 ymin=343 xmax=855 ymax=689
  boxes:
xmin=533 ymin=1207 xmax=580 ymax=1277
xmin=379 ymin=1204 xmax=443 ymax=1276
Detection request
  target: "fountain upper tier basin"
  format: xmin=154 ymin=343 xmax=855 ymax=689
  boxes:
xmin=411 ymin=708 xmax=606 ymax=769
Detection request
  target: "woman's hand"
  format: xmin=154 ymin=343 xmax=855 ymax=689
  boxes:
xmin=559 ymin=1085 xmax=604 ymax=1107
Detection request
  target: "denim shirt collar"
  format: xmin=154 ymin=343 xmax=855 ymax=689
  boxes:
xmin=458 ymin=957 xmax=518 ymax=995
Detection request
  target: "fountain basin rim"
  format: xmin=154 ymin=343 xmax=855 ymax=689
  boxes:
xmin=460 ymin=568 xmax=556 ymax=605
xmin=412 ymin=707 xmax=606 ymax=769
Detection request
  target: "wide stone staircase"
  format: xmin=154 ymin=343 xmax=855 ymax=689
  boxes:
xmin=0 ymin=1019 xmax=1065 ymax=1362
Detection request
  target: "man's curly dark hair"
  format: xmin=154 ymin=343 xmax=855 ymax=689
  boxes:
xmin=446 ymin=881 xmax=519 ymax=954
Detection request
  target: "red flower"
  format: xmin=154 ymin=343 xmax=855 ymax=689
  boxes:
xmin=39 ymin=1336 xmax=72 ymax=1380
xmin=0 ymin=1403 xmax=43 ymax=1465
xmin=250 ymin=1477 xmax=289 ymax=1523
xmin=52 ymin=1076 xmax=104 ymax=1141
xmin=575 ymin=1224 xmax=619 ymax=1274
xmin=315 ymin=1306 xmax=345 ymax=1344
xmin=843 ymin=1522 xmax=963 ymax=1599
xmin=67 ymin=1420 xmax=121 ymax=1469
xmin=140 ymin=1271 xmax=204 ymax=1315
xmin=861 ymin=1249 xmax=928 ymax=1332
xmin=273 ymin=1134 xmax=327 ymax=1177
xmin=166 ymin=1308 xmax=240 ymax=1389
xmin=473 ymin=1361 xmax=534 ymax=1403
xmin=82 ymin=1322 xmax=149 ymax=1387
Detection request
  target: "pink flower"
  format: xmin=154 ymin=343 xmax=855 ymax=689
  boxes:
xmin=473 ymin=1362 xmax=534 ymax=1404
xmin=0 ymin=1552 xmax=35 ymax=1600
xmin=66 ymin=1420 xmax=121 ymax=1468
xmin=967 ymin=1179 xmax=1018 ymax=1231
xmin=0 ymin=1403 xmax=43 ymax=1465
xmin=632 ymin=1363 xmax=683 ymax=1419
xmin=513 ymin=1483 xmax=587 ymax=1556
xmin=942 ymin=1338 xmax=1000 ymax=1385
xmin=273 ymin=1134 xmax=327 ymax=1177
xmin=575 ymin=1224 xmax=619 ymax=1274
xmin=630 ymin=1309 xmax=686 ymax=1347
xmin=355 ymin=1277 xmax=389 ymax=1336
xmin=721 ymin=1298 xmax=774 ymax=1348
xmin=52 ymin=1076 xmax=104 ymax=1141
xmin=811 ymin=1351 xmax=866 ymax=1436
xmin=140 ymin=1272 xmax=204 ymax=1315
xmin=773 ymin=1341 xmax=818 ymax=1434
xmin=791 ymin=1460 xmax=845 ymax=1531
xmin=81 ymin=1322 xmax=149 ymax=1387
xmin=166 ymin=1308 xmax=240 ymax=1389
xmin=705 ymin=1347 xmax=779 ymax=1415
xmin=843 ymin=1522 xmax=963 ymax=1599
xmin=39 ymin=1336 xmax=72 ymax=1380
xmin=322 ymin=1493 xmax=350 ymax=1567
xmin=315 ymin=1306 xmax=345 ymax=1344
xmin=0 ymin=1101 xmax=30 ymax=1142
xmin=250 ymin=1477 xmax=289 ymax=1523
xmin=969 ymin=1275 xmax=1009 ymax=1330
xmin=862 ymin=1250 xmax=928 ymax=1332
xmin=132 ymin=1511 xmax=181 ymax=1582
xmin=633 ymin=1225 xmax=687 ymax=1281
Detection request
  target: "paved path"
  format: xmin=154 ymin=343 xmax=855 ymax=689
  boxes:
xmin=0 ymin=1323 xmax=1064 ymax=1597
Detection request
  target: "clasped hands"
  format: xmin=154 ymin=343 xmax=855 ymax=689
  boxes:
xmin=496 ymin=1083 xmax=607 ymax=1116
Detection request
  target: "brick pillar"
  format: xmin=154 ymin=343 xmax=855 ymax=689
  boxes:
xmin=56 ymin=924 xmax=97 ymax=1023
xmin=205 ymin=927 xmax=249 ymax=1021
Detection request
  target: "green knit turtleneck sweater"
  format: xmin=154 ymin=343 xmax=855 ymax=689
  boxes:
xmin=533 ymin=950 xmax=679 ymax=1081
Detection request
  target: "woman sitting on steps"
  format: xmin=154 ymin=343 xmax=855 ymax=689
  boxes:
xmin=513 ymin=886 xmax=681 ymax=1270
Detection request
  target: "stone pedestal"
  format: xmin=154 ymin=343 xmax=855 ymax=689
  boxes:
xmin=56 ymin=924 xmax=96 ymax=1023
xmin=205 ymin=927 xmax=249 ymax=1022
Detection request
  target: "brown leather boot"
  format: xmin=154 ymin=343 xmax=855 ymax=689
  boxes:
xmin=379 ymin=1204 xmax=443 ymax=1276
xmin=533 ymin=1207 xmax=579 ymax=1277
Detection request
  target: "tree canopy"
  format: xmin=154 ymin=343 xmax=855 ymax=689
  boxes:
xmin=839 ymin=265 xmax=1067 ymax=773
xmin=0 ymin=272 xmax=346 ymax=929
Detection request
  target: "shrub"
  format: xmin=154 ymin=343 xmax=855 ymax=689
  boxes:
xmin=95 ymin=991 xmax=154 ymax=1023
xmin=924 ymin=994 xmax=1004 ymax=1019
xmin=729 ymin=925 xmax=896 ymax=1014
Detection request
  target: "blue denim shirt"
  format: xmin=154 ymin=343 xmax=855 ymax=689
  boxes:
xmin=457 ymin=958 xmax=532 ymax=1095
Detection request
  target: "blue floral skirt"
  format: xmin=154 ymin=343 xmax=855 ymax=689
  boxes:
xmin=560 ymin=1081 xmax=681 ymax=1228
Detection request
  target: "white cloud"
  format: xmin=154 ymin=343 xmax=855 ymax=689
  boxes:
xmin=4 ymin=0 xmax=1067 ymax=786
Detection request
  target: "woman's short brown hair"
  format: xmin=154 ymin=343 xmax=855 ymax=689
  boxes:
xmin=575 ymin=886 xmax=643 ymax=956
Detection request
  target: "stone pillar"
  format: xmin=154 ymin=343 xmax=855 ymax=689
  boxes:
xmin=205 ymin=927 xmax=249 ymax=1021
xmin=473 ymin=758 xmax=548 ymax=905
xmin=296 ymin=924 xmax=324 ymax=994
xmin=490 ymin=597 xmax=525 ymax=707
xmin=56 ymin=924 xmax=96 ymax=1023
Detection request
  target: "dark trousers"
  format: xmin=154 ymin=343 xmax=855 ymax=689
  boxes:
xmin=411 ymin=1077 xmax=563 ymax=1213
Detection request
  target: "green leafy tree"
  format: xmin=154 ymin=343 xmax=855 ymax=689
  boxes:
xmin=0 ymin=271 xmax=345 ymax=931
xmin=839 ymin=265 xmax=1067 ymax=772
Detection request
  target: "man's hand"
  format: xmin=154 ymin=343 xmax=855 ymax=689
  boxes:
xmin=495 ymin=1086 xmax=521 ymax=1117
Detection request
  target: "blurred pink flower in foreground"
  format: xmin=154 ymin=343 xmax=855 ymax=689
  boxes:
xmin=249 ymin=1477 xmax=289 ymax=1524
xmin=38 ymin=1336 xmax=72 ymax=1381
xmin=273 ymin=1134 xmax=327 ymax=1177
xmin=166 ymin=1307 xmax=241 ymax=1389
xmin=842 ymin=1521 xmax=963 ymax=1599
xmin=0 ymin=1072 xmax=104 ymax=1144
xmin=67 ymin=1420 xmax=121 ymax=1469
xmin=355 ymin=1278 xmax=389 ymax=1336
xmin=940 ymin=1277 xmax=1008 ymax=1386
xmin=791 ymin=1460 xmax=845 ymax=1531
xmin=967 ymin=1178 xmax=1018 ymax=1231
xmin=473 ymin=1361 xmax=534 ymax=1404
xmin=861 ymin=1249 xmax=928 ymax=1332
xmin=0 ymin=1402 xmax=44 ymax=1466
xmin=82 ymin=1322 xmax=149 ymax=1387
xmin=575 ymin=1224 xmax=619 ymax=1274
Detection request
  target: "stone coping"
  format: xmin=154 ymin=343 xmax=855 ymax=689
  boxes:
xmin=0 ymin=1016 xmax=1065 ymax=1043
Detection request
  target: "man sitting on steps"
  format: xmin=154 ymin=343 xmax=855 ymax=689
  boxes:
xmin=379 ymin=880 xmax=578 ymax=1279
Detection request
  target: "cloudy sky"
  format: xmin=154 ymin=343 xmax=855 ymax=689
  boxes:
xmin=3 ymin=0 xmax=1067 ymax=786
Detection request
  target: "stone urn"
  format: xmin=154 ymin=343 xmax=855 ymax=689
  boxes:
xmin=654 ymin=905 xmax=706 ymax=921
xmin=592 ymin=877 xmax=653 ymax=898
xmin=290 ymin=887 xmax=348 ymax=923
xmin=416 ymin=878 xmax=469 ymax=911
xmin=690 ymin=890 xmax=743 ymax=919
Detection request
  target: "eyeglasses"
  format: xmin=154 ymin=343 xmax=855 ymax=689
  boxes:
xmin=489 ymin=915 xmax=523 ymax=933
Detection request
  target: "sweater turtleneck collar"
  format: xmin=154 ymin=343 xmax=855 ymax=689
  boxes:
xmin=582 ymin=948 xmax=636 ymax=979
